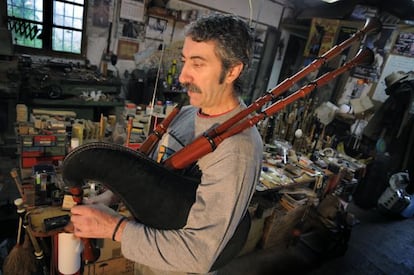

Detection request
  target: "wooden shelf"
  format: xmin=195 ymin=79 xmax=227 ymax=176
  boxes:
xmin=29 ymin=98 xmax=124 ymax=121
xmin=31 ymin=98 xmax=124 ymax=107
xmin=147 ymin=8 xmax=189 ymax=24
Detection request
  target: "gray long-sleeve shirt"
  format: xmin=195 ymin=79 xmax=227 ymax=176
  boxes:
xmin=121 ymin=103 xmax=263 ymax=274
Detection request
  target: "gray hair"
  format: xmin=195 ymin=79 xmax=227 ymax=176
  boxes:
xmin=185 ymin=13 xmax=254 ymax=93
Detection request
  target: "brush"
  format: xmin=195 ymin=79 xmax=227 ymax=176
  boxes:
xmin=2 ymin=198 xmax=36 ymax=275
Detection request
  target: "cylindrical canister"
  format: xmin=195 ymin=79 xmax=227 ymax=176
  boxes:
xmin=58 ymin=233 xmax=83 ymax=274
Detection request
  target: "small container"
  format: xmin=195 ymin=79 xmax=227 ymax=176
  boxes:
xmin=165 ymin=101 xmax=175 ymax=116
xmin=72 ymin=123 xmax=84 ymax=145
xmin=70 ymin=137 xmax=79 ymax=150
xmin=24 ymin=188 xmax=35 ymax=207
xmin=16 ymin=104 xmax=28 ymax=122
xmin=154 ymin=101 xmax=164 ymax=115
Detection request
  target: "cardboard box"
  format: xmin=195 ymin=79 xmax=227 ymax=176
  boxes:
xmin=239 ymin=216 xmax=266 ymax=256
xmin=21 ymin=155 xmax=64 ymax=168
xmin=97 ymin=238 xmax=123 ymax=262
xmin=85 ymin=257 xmax=134 ymax=275
xmin=34 ymin=135 xmax=57 ymax=146
xmin=260 ymin=205 xmax=307 ymax=249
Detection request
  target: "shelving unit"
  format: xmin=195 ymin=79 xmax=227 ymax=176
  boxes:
xmin=30 ymin=99 xmax=124 ymax=121
xmin=18 ymin=133 xmax=67 ymax=169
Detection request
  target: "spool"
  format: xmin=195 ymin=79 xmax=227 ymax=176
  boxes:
xmin=16 ymin=104 xmax=28 ymax=122
xmin=70 ymin=138 xmax=80 ymax=150
xmin=72 ymin=123 xmax=84 ymax=145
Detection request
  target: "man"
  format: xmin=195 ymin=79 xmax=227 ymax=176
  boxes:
xmin=70 ymin=13 xmax=263 ymax=274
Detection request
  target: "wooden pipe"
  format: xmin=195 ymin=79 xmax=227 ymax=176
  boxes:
xmin=139 ymin=103 xmax=182 ymax=155
xmin=14 ymin=198 xmax=26 ymax=245
xmin=125 ymin=117 xmax=133 ymax=146
xmin=142 ymin=18 xmax=381 ymax=170
xmin=10 ymin=168 xmax=24 ymax=199
xmin=69 ymin=186 xmax=100 ymax=264
xmin=164 ymin=48 xmax=375 ymax=170
xmin=195 ymin=17 xmax=381 ymax=144
xmin=161 ymin=18 xmax=381 ymax=170
xmin=25 ymin=224 xmax=50 ymax=275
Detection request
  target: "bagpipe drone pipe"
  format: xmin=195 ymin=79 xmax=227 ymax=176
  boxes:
xmin=61 ymin=17 xmax=381 ymax=270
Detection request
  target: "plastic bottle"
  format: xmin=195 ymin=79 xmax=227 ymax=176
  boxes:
xmin=170 ymin=59 xmax=177 ymax=76
xmin=166 ymin=69 xmax=173 ymax=88
xmin=165 ymin=101 xmax=175 ymax=116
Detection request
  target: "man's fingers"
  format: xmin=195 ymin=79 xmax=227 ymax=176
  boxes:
xmin=64 ymin=222 xmax=75 ymax=233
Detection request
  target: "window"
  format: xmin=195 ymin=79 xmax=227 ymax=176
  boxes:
xmin=7 ymin=0 xmax=86 ymax=55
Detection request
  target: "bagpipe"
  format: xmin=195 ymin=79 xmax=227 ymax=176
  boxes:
xmin=61 ymin=17 xmax=381 ymax=270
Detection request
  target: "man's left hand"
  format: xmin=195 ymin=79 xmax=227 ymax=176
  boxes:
xmin=70 ymin=203 xmax=122 ymax=239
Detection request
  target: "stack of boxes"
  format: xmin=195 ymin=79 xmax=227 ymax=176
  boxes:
xmin=20 ymin=134 xmax=67 ymax=168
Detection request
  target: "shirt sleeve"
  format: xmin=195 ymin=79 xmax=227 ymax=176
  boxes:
xmin=120 ymin=133 xmax=262 ymax=273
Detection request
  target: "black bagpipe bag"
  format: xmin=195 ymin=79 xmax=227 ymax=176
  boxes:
xmin=61 ymin=142 xmax=250 ymax=270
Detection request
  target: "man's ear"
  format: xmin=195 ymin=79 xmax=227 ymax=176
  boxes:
xmin=225 ymin=62 xmax=244 ymax=84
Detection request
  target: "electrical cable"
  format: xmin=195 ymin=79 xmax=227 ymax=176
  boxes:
xmin=248 ymin=0 xmax=253 ymax=26
xmin=149 ymin=32 xmax=167 ymax=117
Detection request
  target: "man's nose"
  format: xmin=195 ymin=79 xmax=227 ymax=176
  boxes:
xmin=178 ymin=64 xmax=192 ymax=84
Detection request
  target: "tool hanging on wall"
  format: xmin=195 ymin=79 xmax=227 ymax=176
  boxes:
xmin=100 ymin=21 xmax=118 ymax=77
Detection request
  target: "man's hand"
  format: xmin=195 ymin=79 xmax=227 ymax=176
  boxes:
xmin=70 ymin=204 xmax=122 ymax=239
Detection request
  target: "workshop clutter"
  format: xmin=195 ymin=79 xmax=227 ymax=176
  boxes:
xmin=298 ymin=194 xmax=353 ymax=260
xmin=16 ymin=107 xmax=99 ymax=169
xmin=260 ymin=193 xmax=354 ymax=260
xmin=13 ymin=99 xmax=182 ymax=207
xmin=118 ymin=100 xmax=178 ymax=148
xmin=257 ymin=118 xmax=365 ymax=257
xmin=15 ymin=54 xmax=122 ymax=101
xmin=8 ymin=179 xmax=132 ymax=274
xmin=15 ymin=99 xmax=178 ymax=165
xmin=260 ymin=139 xmax=365 ymax=195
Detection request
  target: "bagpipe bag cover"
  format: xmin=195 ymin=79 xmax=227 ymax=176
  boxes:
xmin=61 ymin=142 xmax=199 ymax=229
xmin=61 ymin=142 xmax=250 ymax=270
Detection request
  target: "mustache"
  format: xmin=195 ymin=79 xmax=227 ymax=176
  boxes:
xmin=181 ymin=83 xmax=202 ymax=93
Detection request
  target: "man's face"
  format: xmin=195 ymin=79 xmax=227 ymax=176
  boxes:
xmin=179 ymin=37 xmax=232 ymax=115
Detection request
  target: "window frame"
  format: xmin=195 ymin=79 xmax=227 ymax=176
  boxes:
xmin=6 ymin=0 xmax=88 ymax=59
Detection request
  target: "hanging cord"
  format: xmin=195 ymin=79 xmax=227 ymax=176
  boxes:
xmin=149 ymin=38 xmax=167 ymax=116
xmin=248 ymin=0 xmax=253 ymax=26
xmin=249 ymin=0 xmax=265 ymax=29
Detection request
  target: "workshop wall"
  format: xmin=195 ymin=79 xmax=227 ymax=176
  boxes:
xmin=85 ymin=0 xmax=290 ymax=90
